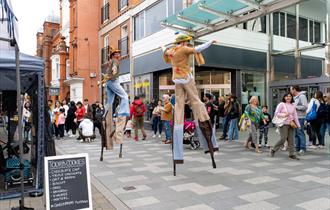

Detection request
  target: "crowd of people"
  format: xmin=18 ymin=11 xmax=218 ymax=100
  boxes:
xmin=47 ymin=85 xmax=330 ymax=159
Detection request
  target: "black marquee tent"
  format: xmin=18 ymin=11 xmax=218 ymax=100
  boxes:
xmin=0 ymin=0 xmax=53 ymax=201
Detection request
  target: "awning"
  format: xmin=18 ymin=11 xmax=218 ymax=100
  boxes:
xmin=161 ymin=0 xmax=304 ymax=38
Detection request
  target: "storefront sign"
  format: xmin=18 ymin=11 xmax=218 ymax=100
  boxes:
xmin=118 ymin=73 xmax=131 ymax=84
xmin=44 ymin=153 xmax=92 ymax=210
xmin=49 ymin=87 xmax=60 ymax=96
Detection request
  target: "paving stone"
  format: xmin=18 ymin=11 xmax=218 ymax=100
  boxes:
xmin=169 ymin=183 xmax=230 ymax=195
xmin=238 ymin=191 xmax=279 ymax=202
xmin=303 ymin=167 xmax=330 ymax=173
xmin=118 ymin=175 xmax=147 ymax=182
xmin=233 ymin=201 xmax=280 ymax=210
xmin=176 ymin=204 xmax=215 ymax=210
xmin=124 ymin=196 xmax=160 ymax=208
xmin=296 ymin=197 xmax=330 ymax=210
xmin=244 ymin=176 xmax=279 ymax=185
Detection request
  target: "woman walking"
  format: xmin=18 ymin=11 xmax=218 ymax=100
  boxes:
xmin=307 ymin=91 xmax=324 ymax=148
xmin=242 ymin=96 xmax=266 ymax=153
xmin=152 ymin=100 xmax=163 ymax=138
xmin=270 ymin=93 xmax=300 ymax=159
xmin=227 ymin=95 xmax=240 ymax=141
xmin=66 ymin=101 xmax=77 ymax=137
xmin=320 ymin=93 xmax=330 ymax=146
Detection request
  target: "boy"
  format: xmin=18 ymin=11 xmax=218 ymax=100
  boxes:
xmin=259 ymin=105 xmax=271 ymax=147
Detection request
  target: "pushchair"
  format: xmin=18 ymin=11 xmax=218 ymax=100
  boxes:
xmin=183 ymin=121 xmax=200 ymax=150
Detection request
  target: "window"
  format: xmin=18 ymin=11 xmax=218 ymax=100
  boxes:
xmin=314 ymin=22 xmax=321 ymax=43
xmin=145 ymin=0 xmax=166 ymax=36
xmin=286 ymin=14 xmax=296 ymax=39
xmin=119 ymin=0 xmax=128 ymax=11
xmin=134 ymin=12 xmax=145 ymax=41
xmin=299 ymin=17 xmax=308 ymax=41
xmin=280 ymin=12 xmax=285 ymax=37
xmin=134 ymin=0 xmax=183 ymax=41
xmin=104 ymin=35 xmax=109 ymax=47
xmin=66 ymin=59 xmax=70 ymax=79
xmin=309 ymin=20 xmax=313 ymax=42
xmin=101 ymin=2 xmax=109 ymax=24
xmin=273 ymin=12 xmax=279 ymax=35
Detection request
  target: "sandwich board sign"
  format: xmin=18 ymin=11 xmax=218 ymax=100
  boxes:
xmin=44 ymin=153 xmax=92 ymax=210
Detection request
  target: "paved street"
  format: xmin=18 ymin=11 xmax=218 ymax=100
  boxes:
xmin=54 ymin=128 xmax=330 ymax=210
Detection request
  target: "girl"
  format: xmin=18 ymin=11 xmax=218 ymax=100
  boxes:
xmin=57 ymin=108 xmax=66 ymax=140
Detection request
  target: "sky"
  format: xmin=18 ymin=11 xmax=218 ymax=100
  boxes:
xmin=10 ymin=0 xmax=59 ymax=55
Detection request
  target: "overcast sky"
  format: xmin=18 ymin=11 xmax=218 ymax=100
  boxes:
xmin=10 ymin=0 xmax=59 ymax=55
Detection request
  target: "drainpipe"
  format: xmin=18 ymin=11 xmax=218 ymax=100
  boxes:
xmin=295 ymin=4 xmax=301 ymax=79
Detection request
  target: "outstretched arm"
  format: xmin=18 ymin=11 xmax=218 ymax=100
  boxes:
xmin=195 ymin=40 xmax=216 ymax=53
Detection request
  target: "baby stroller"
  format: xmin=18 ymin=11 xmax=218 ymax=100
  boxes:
xmin=183 ymin=121 xmax=200 ymax=150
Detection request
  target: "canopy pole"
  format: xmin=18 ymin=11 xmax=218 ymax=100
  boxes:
xmin=295 ymin=4 xmax=301 ymax=79
xmin=325 ymin=0 xmax=330 ymax=76
xmin=266 ymin=13 xmax=274 ymax=111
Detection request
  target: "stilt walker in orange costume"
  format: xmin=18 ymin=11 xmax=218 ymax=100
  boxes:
xmin=163 ymin=35 xmax=219 ymax=171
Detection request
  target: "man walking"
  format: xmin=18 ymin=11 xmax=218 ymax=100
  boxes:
xmin=290 ymin=85 xmax=308 ymax=155
xmin=130 ymin=96 xmax=147 ymax=141
xmin=161 ymin=94 xmax=173 ymax=144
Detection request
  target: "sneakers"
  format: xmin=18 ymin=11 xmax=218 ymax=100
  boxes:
xmin=142 ymin=135 xmax=147 ymax=140
xmin=309 ymin=145 xmax=317 ymax=149
xmin=318 ymin=145 xmax=325 ymax=149
xmin=80 ymin=139 xmax=84 ymax=143
xmin=281 ymin=146 xmax=287 ymax=151
xmin=158 ymin=134 xmax=161 ymax=138
xmin=270 ymin=149 xmax=275 ymax=157
xmin=264 ymin=144 xmax=269 ymax=148
xmin=298 ymin=150 xmax=305 ymax=156
xmin=152 ymin=134 xmax=156 ymax=138
xmin=289 ymin=155 xmax=300 ymax=160
xmin=165 ymin=140 xmax=172 ymax=144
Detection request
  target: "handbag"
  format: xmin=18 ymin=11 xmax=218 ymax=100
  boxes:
xmin=272 ymin=103 xmax=288 ymax=127
xmin=306 ymin=101 xmax=317 ymax=122
xmin=239 ymin=114 xmax=251 ymax=131
xmin=290 ymin=120 xmax=298 ymax=129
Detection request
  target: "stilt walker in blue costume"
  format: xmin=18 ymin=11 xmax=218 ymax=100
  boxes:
xmin=163 ymin=35 xmax=219 ymax=172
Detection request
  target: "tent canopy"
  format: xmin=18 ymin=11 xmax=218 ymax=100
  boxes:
xmin=162 ymin=0 xmax=304 ymax=38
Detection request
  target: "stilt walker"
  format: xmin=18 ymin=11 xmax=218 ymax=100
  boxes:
xmin=100 ymin=47 xmax=130 ymax=160
xmin=162 ymin=35 xmax=218 ymax=172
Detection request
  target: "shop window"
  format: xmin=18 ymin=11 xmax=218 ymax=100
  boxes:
xmin=195 ymin=71 xmax=210 ymax=85
xmin=134 ymin=75 xmax=151 ymax=101
xmin=287 ymin=14 xmax=296 ymax=39
xmin=314 ymin=22 xmax=321 ymax=43
xmin=210 ymin=71 xmax=230 ymax=84
xmin=241 ymin=72 xmax=265 ymax=106
xmin=145 ymin=0 xmax=166 ymax=37
xmin=299 ymin=17 xmax=308 ymax=42
xmin=273 ymin=12 xmax=279 ymax=36
xmin=280 ymin=12 xmax=285 ymax=37
xmin=159 ymin=74 xmax=174 ymax=86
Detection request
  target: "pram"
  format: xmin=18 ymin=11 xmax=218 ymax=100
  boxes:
xmin=183 ymin=121 xmax=200 ymax=150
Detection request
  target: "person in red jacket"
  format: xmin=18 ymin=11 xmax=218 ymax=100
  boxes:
xmin=130 ymin=96 xmax=147 ymax=141
xmin=75 ymin=101 xmax=86 ymax=140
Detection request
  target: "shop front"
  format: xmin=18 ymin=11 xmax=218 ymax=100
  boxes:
xmin=134 ymin=74 xmax=152 ymax=102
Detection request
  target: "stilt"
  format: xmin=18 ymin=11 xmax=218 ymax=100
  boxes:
xmin=119 ymin=144 xmax=123 ymax=158
xmin=100 ymin=146 xmax=104 ymax=161
xmin=173 ymin=160 xmax=176 ymax=176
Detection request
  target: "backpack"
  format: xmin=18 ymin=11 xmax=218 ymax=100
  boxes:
xmin=317 ymin=102 xmax=327 ymax=122
xmin=135 ymin=104 xmax=144 ymax=117
xmin=306 ymin=101 xmax=317 ymax=122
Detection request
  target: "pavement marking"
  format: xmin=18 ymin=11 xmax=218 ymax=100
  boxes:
xmin=176 ymin=204 xmax=215 ymax=210
xmin=250 ymin=162 xmax=273 ymax=167
xmin=296 ymin=197 xmax=330 ymax=210
xmin=161 ymin=174 xmax=187 ymax=181
xmin=118 ymin=175 xmax=147 ymax=182
xmin=124 ymin=196 xmax=160 ymax=208
xmin=230 ymin=158 xmax=252 ymax=163
xmin=268 ymin=168 xmax=293 ymax=174
xmin=94 ymin=171 xmax=114 ymax=177
xmin=238 ymin=191 xmax=279 ymax=203
xmin=303 ymin=167 xmax=330 ymax=173
xmin=169 ymin=183 xmax=230 ymax=195
xmin=244 ymin=176 xmax=279 ymax=185
xmin=233 ymin=201 xmax=280 ymax=210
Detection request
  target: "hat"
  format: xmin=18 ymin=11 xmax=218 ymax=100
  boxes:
xmin=108 ymin=47 xmax=121 ymax=58
xmin=174 ymin=34 xmax=193 ymax=43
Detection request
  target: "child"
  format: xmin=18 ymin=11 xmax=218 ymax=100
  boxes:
xmin=259 ymin=105 xmax=271 ymax=147
xmin=125 ymin=120 xmax=132 ymax=138
xmin=57 ymin=108 xmax=66 ymax=140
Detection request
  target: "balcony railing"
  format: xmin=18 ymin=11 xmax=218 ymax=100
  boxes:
xmin=118 ymin=0 xmax=128 ymax=11
xmin=101 ymin=3 xmax=109 ymax=24
xmin=101 ymin=46 xmax=110 ymax=64
xmin=118 ymin=37 xmax=128 ymax=56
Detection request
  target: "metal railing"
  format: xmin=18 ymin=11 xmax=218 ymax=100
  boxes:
xmin=118 ymin=37 xmax=128 ymax=56
xmin=118 ymin=0 xmax=128 ymax=11
xmin=101 ymin=46 xmax=110 ymax=64
xmin=101 ymin=3 xmax=109 ymax=24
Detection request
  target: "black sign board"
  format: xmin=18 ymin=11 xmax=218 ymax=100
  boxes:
xmin=45 ymin=154 xmax=92 ymax=210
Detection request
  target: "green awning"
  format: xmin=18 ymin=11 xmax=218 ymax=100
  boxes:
xmin=161 ymin=0 xmax=304 ymax=38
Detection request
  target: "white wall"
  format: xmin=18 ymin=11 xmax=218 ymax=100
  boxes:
xmin=70 ymin=81 xmax=84 ymax=103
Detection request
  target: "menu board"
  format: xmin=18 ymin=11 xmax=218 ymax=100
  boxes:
xmin=44 ymin=154 xmax=92 ymax=210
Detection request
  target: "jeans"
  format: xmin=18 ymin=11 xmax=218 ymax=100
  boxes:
xmin=259 ymin=125 xmax=269 ymax=145
xmin=310 ymin=120 xmax=321 ymax=146
xmin=152 ymin=116 xmax=162 ymax=135
xmin=273 ymin=125 xmax=295 ymax=156
xmin=228 ymin=118 xmax=238 ymax=140
xmin=320 ymin=122 xmax=330 ymax=146
xmin=222 ymin=115 xmax=229 ymax=138
xmin=106 ymin=79 xmax=130 ymax=116
xmin=295 ymin=118 xmax=306 ymax=151
xmin=164 ymin=120 xmax=171 ymax=141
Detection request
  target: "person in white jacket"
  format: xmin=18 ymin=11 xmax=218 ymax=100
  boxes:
xmin=306 ymin=91 xmax=323 ymax=149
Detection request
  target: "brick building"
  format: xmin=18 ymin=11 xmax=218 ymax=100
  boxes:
xmin=36 ymin=0 xmax=100 ymax=103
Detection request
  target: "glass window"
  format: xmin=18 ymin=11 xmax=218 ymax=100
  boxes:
xmin=195 ymin=71 xmax=210 ymax=85
xmin=159 ymin=73 xmax=174 ymax=86
xmin=314 ymin=22 xmax=321 ymax=43
xmin=145 ymin=0 xmax=166 ymax=36
xmin=280 ymin=12 xmax=285 ymax=37
xmin=299 ymin=17 xmax=308 ymax=41
xmin=211 ymin=71 xmax=230 ymax=84
xmin=287 ymin=14 xmax=296 ymax=39
xmin=174 ymin=0 xmax=183 ymax=14
xmin=260 ymin=16 xmax=266 ymax=33
xmin=273 ymin=12 xmax=279 ymax=36
xmin=241 ymin=72 xmax=265 ymax=106
xmin=134 ymin=74 xmax=151 ymax=101
xmin=134 ymin=12 xmax=145 ymax=41
xmin=168 ymin=0 xmax=174 ymax=16
xmin=309 ymin=20 xmax=314 ymax=42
